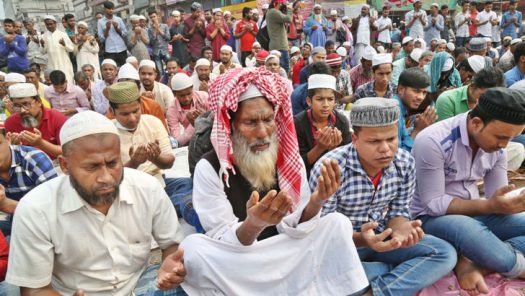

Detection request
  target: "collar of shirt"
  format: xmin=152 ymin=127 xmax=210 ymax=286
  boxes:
xmin=49 ymin=83 xmax=73 ymax=96
xmin=456 ymin=112 xmax=472 ymax=149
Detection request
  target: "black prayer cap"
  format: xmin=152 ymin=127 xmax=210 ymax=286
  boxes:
xmin=398 ymin=68 xmax=430 ymax=89
xmin=477 ymin=88 xmax=525 ymax=125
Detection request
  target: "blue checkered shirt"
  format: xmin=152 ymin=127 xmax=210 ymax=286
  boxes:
xmin=352 ymin=81 xmax=397 ymax=102
xmin=0 ymin=145 xmax=57 ymax=201
xmin=310 ymin=143 xmax=415 ymax=232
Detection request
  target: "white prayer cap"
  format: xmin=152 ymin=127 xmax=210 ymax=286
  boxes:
xmin=484 ymin=37 xmax=492 ymax=43
xmin=290 ymin=46 xmax=300 ymax=55
xmin=0 ymin=71 xmax=5 ymax=77
xmin=308 ymin=74 xmax=336 ymax=91
xmin=430 ymin=2 xmax=440 ymax=8
xmin=342 ymin=41 xmax=351 ymax=47
xmin=172 ymin=10 xmax=181 ymax=17
xmin=252 ymin=8 xmax=259 ymax=14
xmin=239 ymin=84 xmax=264 ymax=102
xmin=402 ymin=36 xmax=413 ymax=45
xmin=431 ymin=38 xmax=439 ymax=43
xmin=118 ymin=63 xmax=140 ymax=81
xmin=262 ymin=4 xmax=269 ymax=9
xmin=5 ymin=73 xmax=26 ymax=83
xmin=342 ymin=16 xmax=349 ymax=21
xmin=377 ymin=46 xmax=386 ymax=53
xmin=60 ymin=111 xmax=119 ymax=146
xmin=139 ymin=59 xmax=156 ymax=69
xmin=438 ymin=39 xmax=447 ymax=45
xmin=265 ymin=54 xmax=280 ymax=64
xmin=414 ymin=0 xmax=422 ymax=3
xmin=442 ymin=58 xmax=454 ymax=72
xmin=446 ymin=42 xmax=455 ymax=51
xmin=252 ymin=42 xmax=261 ymax=48
xmin=330 ymin=10 xmax=338 ymax=16
xmin=130 ymin=14 xmax=140 ymax=21
xmin=410 ymin=48 xmax=423 ymax=62
xmin=44 ymin=15 xmax=56 ymax=22
xmin=467 ymin=55 xmax=485 ymax=73
xmin=195 ymin=58 xmax=211 ymax=68
xmin=8 ymin=83 xmax=37 ymax=98
xmin=511 ymin=38 xmax=522 ymax=45
xmin=126 ymin=56 xmax=138 ymax=64
xmin=224 ymin=10 xmax=231 ymax=16
xmin=362 ymin=4 xmax=370 ymax=9
xmin=77 ymin=21 xmax=88 ymax=28
xmin=212 ymin=8 xmax=222 ymax=14
xmin=313 ymin=4 xmax=322 ymax=9
xmin=270 ymin=50 xmax=282 ymax=57
xmin=362 ymin=46 xmax=377 ymax=61
xmin=171 ymin=73 xmax=193 ymax=91
xmin=139 ymin=15 xmax=147 ymax=20
xmin=336 ymin=47 xmax=347 ymax=57
xmin=372 ymin=53 xmax=393 ymax=67
xmin=101 ymin=59 xmax=117 ymax=68
xmin=220 ymin=45 xmax=233 ymax=53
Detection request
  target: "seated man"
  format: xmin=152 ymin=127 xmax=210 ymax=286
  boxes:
xmin=107 ymin=63 xmax=167 ymax=130
xmin=181 ymin=67 xmax=368 ymax=295
xmin=211 ymin=45 xmax=241 ymax=76
xmin=44 ymin=70 xmax=90 ymax=116
xmin=6 ymin=111 xmax=185 ymax=295
xmin=191 ymin=58 xmax=217 ymax=93
xmin=2 ymin=72 xmax=51 ymax=118
xmin=0 ymin=122 xmax=57 ymax=237
xmin=391 ymin=47 xmax=422 ymax=85
xmin=139 ymin=59 xmax=175 ymax=114
xmin=312 ymin=97 xmax=457 ymax=296
xmin=159 ymin=57 xmax=190 ymax=86
xmin=353 ymin=54 xmax=396 ymax=102
xmin=5 ymin=83 xmax=66 ymax=159
xmin=291 ymin=61 xmax=332 ymax=115
xmin=395 ymin=68 xmax=436 ymax=152
xmin=457 ymin=55 xmax=485 ymax=85
xmin=294 ymin=74 xmax=350 ymax=174
xmin=167 ymin=73 xmax=209 ymax=147
xmin=107 ymin=81 xmax=201 ymax=232
xmin=92 ymin=58 xmax=118 ymax=115
xmin=411 ymin=88 xmax=525 ymax=294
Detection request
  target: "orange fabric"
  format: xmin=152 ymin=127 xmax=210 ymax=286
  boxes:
xmin=106 ymin=96 xmax=168 ymax=131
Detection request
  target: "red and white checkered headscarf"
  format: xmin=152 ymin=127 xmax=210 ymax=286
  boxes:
xmin=209 ymin=67 xmax=304 ymax=210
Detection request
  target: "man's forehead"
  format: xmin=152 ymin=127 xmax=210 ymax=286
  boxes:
xmin=237 ymin=97 xmax=274 ymax=117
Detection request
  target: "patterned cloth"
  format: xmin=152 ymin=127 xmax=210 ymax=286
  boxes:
xmin=349 ymin=64 xmax=374 ymax=92
xmin=0 ymin=145 xmax=57 ymax=201
xmin=208 ymin=67 xmax=303 ymax=209
xmin=352 ymin=81 xmax=397 ymax=102
xmin=312 ymin=143 xmax=415 ymax=232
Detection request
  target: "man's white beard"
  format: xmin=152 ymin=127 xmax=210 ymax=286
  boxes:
xmin=232 ymin=131 xmax=278 ymax=192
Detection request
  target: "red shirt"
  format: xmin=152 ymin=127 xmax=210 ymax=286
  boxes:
xmin=5 ymin=108 xmax=67 ymax=158
xmin=369 ymin=170 xmax=383 ymax=190
xmin=292 ymin=59 xmax=306 ymax=86
xmin=469 ymin=10 xmax=478 ymax=37
xmin=235 ymin=20 xmax=258 ymax=53
xmin=0 ymin=232 xmax=7 ymax=281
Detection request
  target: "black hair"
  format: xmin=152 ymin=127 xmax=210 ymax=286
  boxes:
xmin=148 ymin=9 xmax=158 ymax=16
xmin=325 ymin=40 xmax=335 ymax=48
xmin=188 ymin=55 xmax=198 ymax=63
xmin=398 ymin=68 xmax=430 ymax=88
xmin=514 ymin=42 xmax=525 ymax=64
xmin=167 ymin=57 xmax=180 ymax=65
xmin=3 ymin=19 xmax=14 ymax=26
xmin=471 ymin=67 xmax=505 ymax=88
xmin=74 ymin=71 xmax=88 ymax=82
xmin=242 ymin=7 xmax=251 ymax=18
xmin=201 ymin=46 xmax=212 ymax=57
xmin=372 ymin=63 xmax=393 ymax=72
xmin=457 ymin=59 xmax=474 ymax=72
xmin=310 ymin=61 xmax=332 ymax=76
xmin=49 ymin=70 xmax=66 ymax=85
xmin=453 ymin=47 xmax=467 ymax=59
xmin=441 ymin=4 xmax=449 ymax=10
xmin=30 ymin=63 xmax=41 ymax=71
xmin=485 ymin=1 xmax=492 ymax=5
xmin=103 ymin=1 xmax=115 ymax=9
xmin=469 ymin=105 xmax=494 ymax=125
xmin=0 ymin=129 xmax=5 ymax=136
xmin=23 ymin=68 xmax=37 ymax=75
xmin=64 ymin=14 xmax=75 ymax=21
xmin=307 ymin=88 xmax=334 ymax=99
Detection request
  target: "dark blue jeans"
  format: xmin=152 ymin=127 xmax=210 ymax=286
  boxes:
xmin=279 ymin=49 xmax=290 ymax=74
xmin=163 ymin=177 xmax=204 ymax=233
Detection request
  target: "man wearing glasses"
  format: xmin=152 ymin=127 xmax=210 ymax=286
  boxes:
xmin=4 ymin=83 xmax=67 ymax=159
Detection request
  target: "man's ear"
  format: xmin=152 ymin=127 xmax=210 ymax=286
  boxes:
xmin=58 ymin=155 xmax=69 ymax=175
xmin=306 ymin=96 xmax=312 ymax=107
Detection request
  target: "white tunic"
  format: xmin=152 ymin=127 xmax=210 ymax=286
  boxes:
xmin=76 ymin=37 xmax=101 ymax=80
xmin=375 ymin=16 xmax=392 ymax=44
xmin=405 ymin=10 xmax=428 ymax=39
xmin=476 ymin=10 xmax=497 ymax=37
xmin=41 ymin=29 xmax=75 ymax=83
xmin=180 ymin=159 xmax=368 ymax=295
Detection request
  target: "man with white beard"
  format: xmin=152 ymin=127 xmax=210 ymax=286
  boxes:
xmin=180 ymin=67 xmax=368 ymax=295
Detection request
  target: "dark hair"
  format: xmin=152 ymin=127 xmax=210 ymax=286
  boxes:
xmin=398 ymin=68 xmax=430 ymax=88
xmin=64 ymin=14 xmax=75 ymax=21
xmin=3 ymin=19 xmax=14 ymax=25
xmin=201 ymin=46 xmax=212 ymax=57
xmin=23 ymin=68 xmax=37 ymax=75
xmin=310 ymin=61 xmax=332 ymax=76
xmin=382 ymin=7 xmax=389 ymax=11
xmin=441 ymin=4 xmax=449 ymax=10
xmin=0 ymin=128 xmax=5 ymax=136
xmin=188 ymin=55 xmax=198 ymax=63
xmin=325 ymin=40 xmax=335 ymax=48
xmin=353 ymin=126 xmax=361 ymax=135
xmin=457 ymin=59 xmax=474 ymax=72
xmin=49 ymin=70 xmax=66 ymax=85
xmin=103 ymin=1 xmax=115 ymax=9
xmin=471 ymin=67 xmax=505 ymax=88
xmin=372 ymin=63 xmax=393 ymax=72
xmin=242 ymin=7 xmax=251 ymax=18
xmin=307 ymin=88 xmax=334 ymax=98
xmin=167 ymin=57 xmax=180 ymax=65
xmin=453 ymin=47 xmax=467 ymax=59
xmin=74 ymin=71 xmax=88 ymax=82
xmin=469 ymin=105 xmax=494 ymax=125
xmin=30 ymin=63 xmax=41 ymax=72
xmin=485 ymin=1 xmax=492 ymax=5
xmin=514 ymin=42 xmax=525 ymax=64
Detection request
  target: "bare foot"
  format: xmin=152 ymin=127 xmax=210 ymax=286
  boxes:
xmin=455 ymin=256 xmax=490 ymax=295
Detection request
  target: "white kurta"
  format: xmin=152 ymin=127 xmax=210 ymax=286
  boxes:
xmin=42 ymin=30 xmax=75 ymax=83
xmin=180 ymin=159 xmax=368 ymax=295
xmin=76 ymin=37 xmax=101 ymax=80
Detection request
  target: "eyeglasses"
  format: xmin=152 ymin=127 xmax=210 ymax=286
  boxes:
xmin=12 ymin=101 xmax=36 ymax=112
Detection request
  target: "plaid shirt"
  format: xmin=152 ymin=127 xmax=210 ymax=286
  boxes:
xmin=0 ymin=145 xmax=57 ymax=201
xmin=352 ymin=81 xmax=397 ymax=102
xmin=311 ymin=143 xmax=415 ymax=232
xmin=349 ymin=64 xmax=374 ymax=92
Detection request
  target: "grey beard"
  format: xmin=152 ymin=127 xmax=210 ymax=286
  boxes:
xmin=21 ymin=115 xmax=39 ymax=129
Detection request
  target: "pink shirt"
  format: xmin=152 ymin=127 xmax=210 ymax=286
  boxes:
xmin=167 ymin=90 xmax=209 ymax=146
xmin=44 ymin=83 xmax=90 ymax=113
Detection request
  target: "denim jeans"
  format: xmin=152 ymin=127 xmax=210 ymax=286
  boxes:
xmin=456 ymin=36 xmax=467 ymax=47
xmin=421 ymin=214 xmax=525 ymax=277
xmin=278 ymin=49 xmax=290 ymax=74
xmin=134 ymin=263 xmax=187 ymax=296
xmin=357 ymin=235 xmax=457 ymax=296
xmin=154 ymin=51 xmax=170 ymax=75
xmin=163 ymin=177 xmax=204 ymax=233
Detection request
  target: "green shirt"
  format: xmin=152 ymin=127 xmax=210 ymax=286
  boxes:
xmin=435 ymin=85 xmax=470 ymax=121
xmin=266 ymin=8 xmax=292 ymax=51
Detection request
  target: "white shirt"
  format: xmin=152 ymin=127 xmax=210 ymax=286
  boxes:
xmin=6 ymin=169 xmax=184 ymax=295
xmin=476 ymin=10 xmax=497 ymax=37
xmin=405 ymin=10 xmax=428 ymax=38
xmin=492 ymin=15 xmax=502 ymax=42
xmin=375 ymin=16 xmax=392 ymax=43
xmin=356 ymin=16 xmax=371 ymax=45
xmin=455 ymin=12 xmax=470 ymax=37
